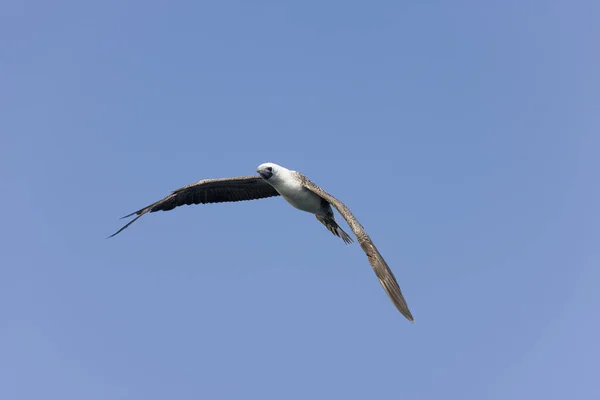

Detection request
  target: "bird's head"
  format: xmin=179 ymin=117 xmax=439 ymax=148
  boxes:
xmin=257 ymin=162 xmax=283 ymax=181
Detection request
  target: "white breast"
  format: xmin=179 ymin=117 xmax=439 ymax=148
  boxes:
xmin=272 ymin=172 xmax=323 ymax=215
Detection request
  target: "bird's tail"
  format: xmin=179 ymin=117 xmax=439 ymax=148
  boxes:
xmin=316 ymin=215 xmax=354 ymax=245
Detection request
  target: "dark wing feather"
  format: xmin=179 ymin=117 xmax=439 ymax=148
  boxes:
xmin=109 ymin=175 xmax=279 ymax=238
xmin=298 ymin=173 xmax=414 ymax=322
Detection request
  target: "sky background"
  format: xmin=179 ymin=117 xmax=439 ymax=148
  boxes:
xmin=2 ymin=0 xmax=599 ymax=399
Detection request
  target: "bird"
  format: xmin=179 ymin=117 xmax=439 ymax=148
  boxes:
xmin=110 ymin=162 xmax=414 ymax=322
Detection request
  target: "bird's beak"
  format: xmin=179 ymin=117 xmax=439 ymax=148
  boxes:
xmin=257 ymin=168 xmax=272 ymax=179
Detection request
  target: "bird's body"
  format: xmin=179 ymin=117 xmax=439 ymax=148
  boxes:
xmin=256 ymin=163 xmax=353 ymax=244
xmin=262 ymin=165 xmax=325 ymax=215
xmin=276 ymin=180 xmax=323 ymax=214
xmin=110 ymin=162 xmax=414 ymax=322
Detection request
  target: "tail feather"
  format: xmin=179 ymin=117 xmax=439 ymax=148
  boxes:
xmin=316 ymin=215 xmax=354 ymax=245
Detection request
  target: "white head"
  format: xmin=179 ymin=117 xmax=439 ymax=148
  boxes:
xmin=256 ymin=162 xmax=289 ymax=183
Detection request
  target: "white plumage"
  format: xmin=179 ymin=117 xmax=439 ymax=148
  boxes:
xmin=256 ymin=162 xmax=323 ymax=215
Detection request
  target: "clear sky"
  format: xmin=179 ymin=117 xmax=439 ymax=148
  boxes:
xmin=2 ymin=1 xmax=599 ymax=399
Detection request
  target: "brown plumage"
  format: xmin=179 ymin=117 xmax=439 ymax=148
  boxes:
xmin=315 ymin=215 xmax=354 ymax=244
xmin=109 ymin=176 xmax=279 ymax=238
xmin=297 ymin=174 xmax=415 ymax=322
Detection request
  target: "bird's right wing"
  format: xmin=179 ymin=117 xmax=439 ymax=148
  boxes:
xmin=109 ymin=176 xmax=279 ymax=237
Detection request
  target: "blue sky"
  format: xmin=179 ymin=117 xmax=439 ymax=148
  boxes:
xmin=2 ymin=0 xmax=599 ymax=399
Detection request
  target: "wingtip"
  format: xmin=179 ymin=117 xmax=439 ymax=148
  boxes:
xmin=107 ymin=225 xmax=128 ymax=238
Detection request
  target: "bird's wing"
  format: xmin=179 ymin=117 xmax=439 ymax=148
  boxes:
xmin=109 ymin=175 xmax=279 ymax=237
xmin=298 ymin=173 xmax=414 ymax=322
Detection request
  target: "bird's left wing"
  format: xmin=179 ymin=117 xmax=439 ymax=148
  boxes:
xmin=109 ymin=175 xmax=279 ymax=237
xmin=298 ymin=174 xmax=414 ymax=322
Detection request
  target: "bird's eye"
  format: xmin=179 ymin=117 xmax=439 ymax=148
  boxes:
xmin=266 ymin=167 xmax=273 ymax=172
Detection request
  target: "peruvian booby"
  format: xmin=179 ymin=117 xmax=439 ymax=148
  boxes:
xmin=110 ymin=162 xmax=414 ymax=322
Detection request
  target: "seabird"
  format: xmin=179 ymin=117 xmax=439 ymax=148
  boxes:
xmin=110 ymin=162 xmax=414 ymax=322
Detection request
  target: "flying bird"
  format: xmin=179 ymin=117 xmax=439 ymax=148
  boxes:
xmin=110 ymin=162 xmax=414 ymax=322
